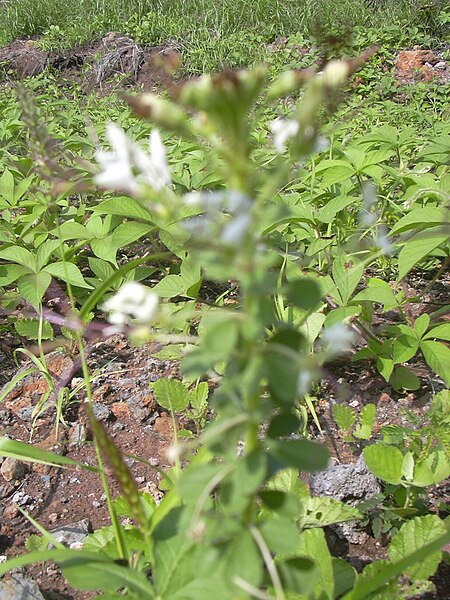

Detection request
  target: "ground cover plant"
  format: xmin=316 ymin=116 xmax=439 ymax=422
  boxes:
xmin=0 ymin=2 xmax=449 ymax=598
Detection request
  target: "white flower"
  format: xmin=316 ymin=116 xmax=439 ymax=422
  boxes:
xmin=323 ymin=324 xmax=355 ymax=353
xmin=322 ymin=60 xmax=349 ymax=87
xmin=375 ymin=228 xmax=393 ymax=256
xmin=95 ymin=125 xmax=139 ymax=195
xmin=165 ymin=443 xmax=182 ymax=464
xmin=95 ymin=124 xmax=171 ymax=194
xmin=221 ymin=212 xmax=251 ymax=246
xmin=270 ymin=118 xmax=300 ymax=153
xmin=297 ymin=369 xmax=314 ymax=396
xmin=102 ymin=282 xmax=159 ymax=327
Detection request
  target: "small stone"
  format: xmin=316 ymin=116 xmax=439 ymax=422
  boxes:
xmin=0 ymin=574 xmax=45 ymax=599
xmin=92 ymin=500 xmax=101 ymax=508
xmin=68 ymin=423 xmax=87 ymax=449
xmin=1 ymin=458 xmax=27 ymax=482
xmin=40 ymin=475 xmax=51 ymax=489
xmin=126 ymin=397 xmax=149 ymax=422
xmin=4 ymin=504 xmax=19 ymax=519
xmin=16 ymin=407 xmax=34 ymax=421
xmin=11 ymin=491 xmax=31 ymax=506
xmin=48 ymin=513 xmax=59 ymax=524
xmin=149 ymin=457 xmax=160 ymax=467
xmin=92 ymin=402 xmax=111 ymax=422
xmin=112 ymin=422 xmax=125 ymax=432
xmin=135 ymin=476 xmax=145 ymax=484
xmin=111 ymin=402 xmax=130 ymax=418
xmin=50 ymin=518 xmax=92 ymax=547
xmin=349 ymin=399 xmax=359 ymax=408
xmin=435 ymin=61 xmax=446 ymax=69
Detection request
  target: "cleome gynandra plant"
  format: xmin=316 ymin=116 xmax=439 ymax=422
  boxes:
xmin=0 ymin=55 xmax=449 ymax=599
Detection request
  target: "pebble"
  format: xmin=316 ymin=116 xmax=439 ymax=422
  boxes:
xmin=16 ymin=407 xmax=34 ymax=422
xmin=92 ymin=402 xmax=112 ymax=422
xmin=1 ymin=458 xmax=27 ymax=482
xmin=0 ymin=574 xmax=45 ymax=600
xmin=50 ymin=518 xmax=92 ymax=548
xmin=149 ymin=457 xmax=160 ymax=467
xmin=11 ymin=491 xmax=31 ymax=506
xmin=435 ymin=61 xmax=446 ymax=69
xmin=68 ymin=423 xmax=87 ymax=449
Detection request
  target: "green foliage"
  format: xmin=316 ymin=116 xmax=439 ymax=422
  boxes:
xmin=0 ymin=17 xmax=449 ymax=598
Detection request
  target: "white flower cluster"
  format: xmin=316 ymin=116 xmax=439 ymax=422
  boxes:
xmin=95 ymin=124 xmax=171 ymax=195
xmin=102 ymin=282 xmax=159 ymax=329
xmin=183 ymin=190 xmax=252 ymax=246
xmin=359 ymin=182 xmax=393 ymax=256
xmin=322 ymin=323 xmax=355 ymax=354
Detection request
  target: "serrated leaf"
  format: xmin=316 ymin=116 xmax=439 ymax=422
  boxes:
xmin=420 ymin=340 xmax=450 ymax=385
xmin=389 ymin=515 xmax=447 ymax=581
xmin=14 ymin=318 xmax=54 ymax=340
xmin=363 ymin=444 xmax=404 ymax=485
xmin=332 ymin=404 xmax=356 ymax=431
xmin=153 ymin=378 xmax=190 ymax=413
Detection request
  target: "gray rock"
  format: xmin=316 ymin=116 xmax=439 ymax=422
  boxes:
xmin=92 ymin=402 xmax=111 ymax=422
xmin=0 ymin=574 xmax=44 ymax=599
xmin=309 ymin=455 xmax=380 ymax=501
xmin=68 ymin=423 xmax=87 ymax=449
xmin=434 ymin=61 xmax=446 ymax=70
xmin=126 ymin=396 xmax=149 ymax=422
xmin=16 ymin=407 xmax=34 ymax=422
xmin=50 ymin=518 xmax=92 ymax=549
xmin=309 ymin=455 xmax=380 ymax=545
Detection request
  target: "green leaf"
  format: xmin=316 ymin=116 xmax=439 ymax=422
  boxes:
xmin=269 ymin=438 xmax=329 ymax=472
xmin=318 ymin=195 xmax=357 ymax=224
xmin=389 ymin=515 xmax=447 ymax=581
xmin=420 ymin=340 xmax=450 ymax=385
xmin=295 ymin=528 xmax=334 ymax=599
xmin=190 ymin=382 xmax=209 ymax=411
xmin=277 ymin=557 xmax=317 ymax=595
xmin=224 ymin=530 xmax=262 ymax=591
xmin=18 ymin=271 xmax=52 ymax=308
xmin=268 ymin=412 xmax=301 ymax=438
xmin=332 ymin=404 xmax=356 ymax=431
xmin=332 ymin=558 xmax=357 ymax=598
xmin=0 ymin=246 xmax=37 ymax=271
xmin=376 ymin=356 xmax=394 ymax=381
xmin=0 ymin=437 xmax=99 ymax=472
xmin=200 ymin=312 xmax=239 ymax=362
xmin=351 ymin=278 xmax=399 ymax=311
xmin=301 ymin=497 xmax=361 ymax=528
xmin=412 ymin=450 xmax=450 ymax=487
xmin=285 ymin=278 xmax=322 ymax=310
xmin=332 ymin=255 xmax=364 ymax=306
xmin=423 ymin=323 xmax=450 ymax=342
xmin=43 ymin=262 xmax=93 ymax=289
xmin=153 ymin=378 xmax=190 ymax=413
xmin=363 ymin=444 xmax=404 ymax=485
xmin=316 ymin=159 xmax=355 ymax=187
xmin=259 ymin=518 xmax=300 ymax=554
xmin=390 ymin=207 xmax=448 ymax=235
xmin=354 ymin=403 xmax=376 ymax=439
xmin=14 ymin=318 xmax=54 ymax=340
xmin=392 ymin=334 xmax=419 ymax=364
xmin=93 ymin=197 xmax=154 ymax=222
xmin=342 ymin=529 xmax=450 ymax=599
xmin=389 ymin=366 xmax=420 ymax=392
xmin=414 ymin=313 xmax=430 ymax=339
xmin=397 ymin=229 xmax=449 ymax=280
xmin=0 ymin=263 xmax=29 ymax=285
